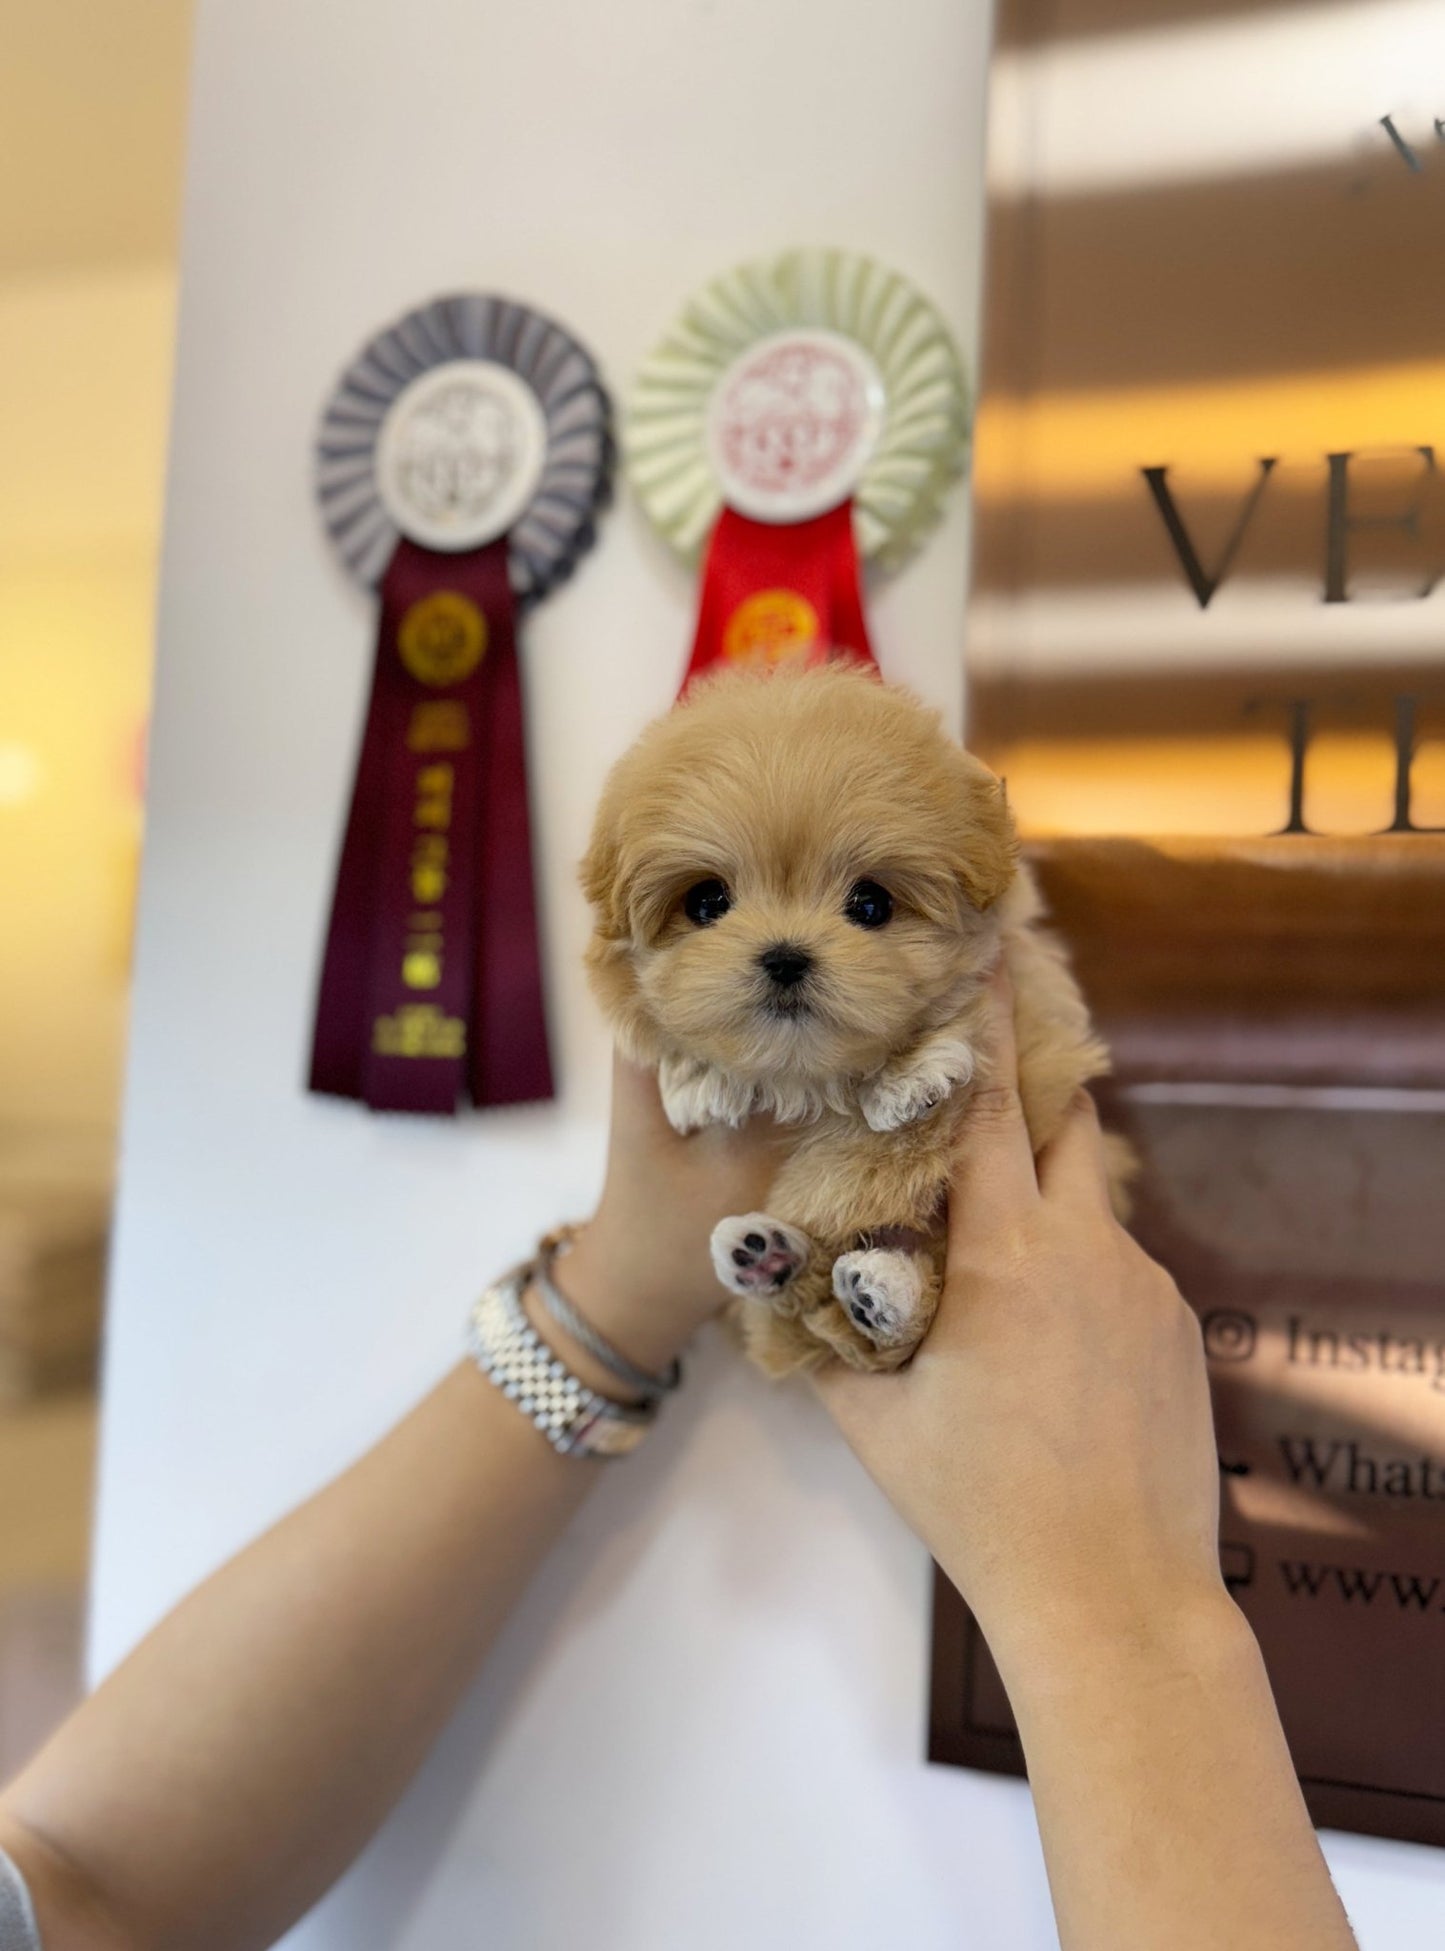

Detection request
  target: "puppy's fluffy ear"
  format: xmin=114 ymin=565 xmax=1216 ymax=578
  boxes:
xmin=947 ymin=753 xmax=1019 ymax=912
xmin=578 ymin=801 xmax=627 ymax=941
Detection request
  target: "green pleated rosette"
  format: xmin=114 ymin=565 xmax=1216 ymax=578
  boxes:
xmin=626 ymin=248 xmax=971 ymax=574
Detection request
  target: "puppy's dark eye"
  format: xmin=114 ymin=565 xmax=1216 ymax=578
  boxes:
xmin=845 ymin=879 xmax=893 ymax=929
xmin=683 ymin=878 xmax=732 ymax=926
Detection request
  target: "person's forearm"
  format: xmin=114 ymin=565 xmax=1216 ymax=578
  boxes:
xmin=0 ymin=1055 xmax=776 ymax=1951
xmin=994 ymin=1588 xmax=1357 ymax=1951
xmin=0 ymin=1359 xmax=599 ymax=1951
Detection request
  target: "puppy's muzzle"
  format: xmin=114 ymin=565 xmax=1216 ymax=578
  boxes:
xmin=758 ymin=943 xmax=812 ymax=990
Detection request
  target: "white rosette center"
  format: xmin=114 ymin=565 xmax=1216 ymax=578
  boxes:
xmin=376 ymin=360 xmax=548 ymax=553
xmin=706 ymin=329 xmax=885 ymax=525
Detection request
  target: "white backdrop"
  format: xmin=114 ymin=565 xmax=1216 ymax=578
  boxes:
xmin=91 ymin=1 xmax=1444 ymax=1945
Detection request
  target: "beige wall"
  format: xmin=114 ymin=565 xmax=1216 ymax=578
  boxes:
xmin=0 ymin=267 xmax=176 ymax=1131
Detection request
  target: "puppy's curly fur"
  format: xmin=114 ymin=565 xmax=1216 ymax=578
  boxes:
xmin=581 ymin=663 xmax=1131 ymax=1376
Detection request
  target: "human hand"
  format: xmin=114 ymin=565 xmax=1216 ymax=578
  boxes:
xmin=555 ymin=1051 xmax=786 ymax=1376
xmin=816 ymin=967 xmax=1229 ymax=1693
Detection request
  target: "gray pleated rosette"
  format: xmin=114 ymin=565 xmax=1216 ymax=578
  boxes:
xmin=316 ymin=292 xmax=613 ymax=605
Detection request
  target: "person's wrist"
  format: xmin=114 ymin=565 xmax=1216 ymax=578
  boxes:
xmin=514 ymin=1278 xmax=649 ymax=1407
xmin=985 ymin=1571 xmax=1252 ymax=1723
xmin=545 ymin=1223 xmax=697 ymax=1377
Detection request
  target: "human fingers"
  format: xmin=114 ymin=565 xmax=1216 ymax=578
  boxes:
xmin=947 ymin=959 xmax=1039 ymax=1249
xmin=1036 ymin=1087 xmax=1115 ymax=1213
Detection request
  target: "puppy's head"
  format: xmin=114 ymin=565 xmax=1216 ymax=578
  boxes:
xmin=581 ymin=664 xmax=1017 ymax=1086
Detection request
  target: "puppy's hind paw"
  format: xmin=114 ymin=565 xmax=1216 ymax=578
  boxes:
xmin=831 ymin=1249 xmax=931 ymax=1351
xmin=711 ymin=1213 xmax=811 ymax=1298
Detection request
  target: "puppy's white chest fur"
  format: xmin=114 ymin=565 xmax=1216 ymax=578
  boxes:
xmin=657 ymin=1034 xmax=977 ymax=1135
xmin=656 ymin=1055 xmax=758 ymax=1133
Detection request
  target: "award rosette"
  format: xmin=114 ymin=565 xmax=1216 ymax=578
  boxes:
xmin=310 ymin=293 xmax=612 ymax=1115
xmin=626 ymin=249 xmax=969 ymax=690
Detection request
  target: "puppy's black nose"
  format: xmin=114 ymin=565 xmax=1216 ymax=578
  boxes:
xmin=759 ymin=943 xmax=812 ymax=988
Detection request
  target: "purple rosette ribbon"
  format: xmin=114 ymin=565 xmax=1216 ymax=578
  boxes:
xmin=309 ymin=293 xmax=612 ymax=1114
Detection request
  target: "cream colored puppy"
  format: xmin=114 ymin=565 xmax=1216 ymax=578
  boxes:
xmin=581 ymin=663 xmax=1130 ymax=1376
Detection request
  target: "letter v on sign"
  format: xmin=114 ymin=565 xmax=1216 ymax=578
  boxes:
xmin=1142 ymin=458 xmax=1278 ymax=609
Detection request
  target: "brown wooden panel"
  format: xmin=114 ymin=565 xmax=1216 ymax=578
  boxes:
xmin=939 ymin=0 xmax=1445 ymax=1848
xmin=970 ymin=665 xmax=1445 ymax=747
xmin=979 ymin=163 xmax=1445 ymax=397
xmin=1029 ymin=833 xmax=1445 ymax=1016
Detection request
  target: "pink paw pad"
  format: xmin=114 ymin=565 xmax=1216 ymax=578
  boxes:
xmin=710 ymin=1214 xmax=810 ymax=1298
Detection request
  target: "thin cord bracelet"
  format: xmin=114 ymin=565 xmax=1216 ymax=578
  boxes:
xmin=535 ymin=1227 xmax=684 ymax=1401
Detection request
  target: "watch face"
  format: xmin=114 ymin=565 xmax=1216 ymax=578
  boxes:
xmin=706 ymin=329 xmax=885 ymax=523
xmin=376 ymin=359 xmax=548 ymax=551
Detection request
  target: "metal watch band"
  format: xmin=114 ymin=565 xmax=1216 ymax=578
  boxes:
xmin=534 ymin=1235 xmax=682 ymax=1401
xmin=466 ymin=1267 xmax=655 ymax=1459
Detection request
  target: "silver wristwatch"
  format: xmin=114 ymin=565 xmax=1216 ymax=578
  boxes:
xmin=466 ymin=1265 xmax=656 ymax=1458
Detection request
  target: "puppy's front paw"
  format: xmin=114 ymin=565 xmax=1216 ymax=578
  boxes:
xmin=658 ymin=1057 xmax=755 ymax=1134
xmin=711 ymin=1214 xmax=811 ymax=1297
xmin=831 ymin=1249 xmax=930 ymax=1350
xmin=858 ymin=1039 xmax=976 ymax=1133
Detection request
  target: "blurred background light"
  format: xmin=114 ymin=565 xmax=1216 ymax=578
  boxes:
xmin=0 ymin=747 xmax=42 ymax=808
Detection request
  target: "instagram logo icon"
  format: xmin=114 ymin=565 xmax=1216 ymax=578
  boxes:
xmin=1201 ymin=1310 xmax=1257 ymax=1364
